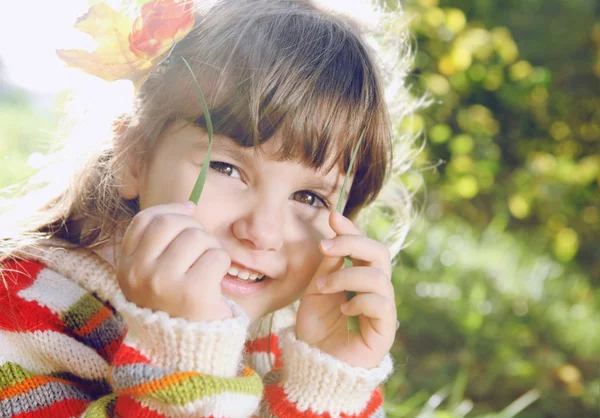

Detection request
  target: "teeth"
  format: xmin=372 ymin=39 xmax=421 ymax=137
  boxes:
xmin=228 ymin=265 xmax=266 ymax=281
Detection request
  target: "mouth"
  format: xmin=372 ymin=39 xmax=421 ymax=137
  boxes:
xmin=220 ymin=262 xmax=272 ymax=296
xmin=227 ymin=264 xmax=267 ymax=283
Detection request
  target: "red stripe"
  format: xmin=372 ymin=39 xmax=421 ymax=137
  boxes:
xmin=112 ymin=343 xmax=152 ymax=366
xmin=0 ymin=260 xmax=65 ymax=333
xmin=264 ymin=384 xmax=383 ymax=418
xmin=1 ymin=260 xmax=44 ymax=292
xmin=245 ymin=334 xmax=283 ymax=368
xmin=11 ymin=398 xmax=88 ymax=418
xmin=99 ymin=331 xmax=125 ymax=363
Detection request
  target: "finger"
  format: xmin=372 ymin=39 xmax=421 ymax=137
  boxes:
xmin=155 ymin=227 xmax=221 ymax=277
xmin=304 ymin=255 xmax=345 ymax=295
xmin=131 ymin=212 xmax=202 ymax=264
xmin=316 ymin=266 xmax=393 ymax=297
xmin=121 ymin=202 xmax=197 ymax=257
xmin=185 ymin=247 xmax=231 ymax=290
xmin=328 ymin=210 xmax=361 ymax=236
xmin=341 ymin=294 xmax=397 ymax=334
xmin=320 ymin=235 xmax=391 ymax=277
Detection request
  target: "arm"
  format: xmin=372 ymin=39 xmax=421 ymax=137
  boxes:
xmin=257 ymin=328 xmax=391 ymax=417
xmin=106 ymin=293 xmax=263 ymax=416
xmin=0 ymin=259 xmax=263 ymax=417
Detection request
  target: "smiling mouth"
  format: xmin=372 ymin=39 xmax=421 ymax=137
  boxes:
xmin=227 ymin=265 xmax=267 ymax=282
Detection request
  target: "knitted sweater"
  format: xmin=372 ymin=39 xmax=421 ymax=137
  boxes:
xmin=0 ymin=239 xmax=393 ymax=417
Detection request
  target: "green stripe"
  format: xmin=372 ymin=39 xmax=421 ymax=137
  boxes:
xmin=148 ymin=371 xmax=264 ymax=406
xmin=83 ymin=394 xmax=118 ymax=418
xmin=0 ymin=362 xmax=33 ymax=390
xmin=62 ymin=294 xmax=105 ymax=331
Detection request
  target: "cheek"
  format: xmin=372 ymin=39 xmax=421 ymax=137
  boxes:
xmin=140 ymin=160 xmax=199 ymax=209
xmin=289 ymin=234 xmax=325 ymax=284
xmin=192 ymin=177 xmax=242 ymax=232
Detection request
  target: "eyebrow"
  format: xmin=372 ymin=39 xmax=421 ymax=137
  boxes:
xmin=189 ymin=126 xmax=349 ymax=201
xmin=191 ymin=134 xmax=256 ymax=170
xmin=305 ymin=175 xmax=349 ymax=204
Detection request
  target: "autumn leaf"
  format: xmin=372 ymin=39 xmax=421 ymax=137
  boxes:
xmin=56 ymin=3 xmax=159 ymax=84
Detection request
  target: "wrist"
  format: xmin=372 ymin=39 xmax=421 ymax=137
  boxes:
xmin=113 ymin=293 xmax=249 ymax=377
xmin=279 ymin=327 xmax=393 ymax=415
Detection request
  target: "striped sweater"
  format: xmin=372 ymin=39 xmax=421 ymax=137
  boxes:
xmin=0 ymin=239 xmax=392 ymax=417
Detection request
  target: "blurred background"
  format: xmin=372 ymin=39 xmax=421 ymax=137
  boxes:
xmin=1 ymin=0 xmax=598 ymax=417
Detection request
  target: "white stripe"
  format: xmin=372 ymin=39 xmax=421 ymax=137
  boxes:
xmin=0 ymin=329 xmax=109 ymax=380
xmin=17 ymin=267 xmax=88 ymax=315
xmin=138 ymin=392 xmax=261 ymax=417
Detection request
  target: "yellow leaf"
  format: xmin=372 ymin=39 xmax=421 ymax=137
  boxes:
xmin=56 ymin=3 xmax=153 ymax=83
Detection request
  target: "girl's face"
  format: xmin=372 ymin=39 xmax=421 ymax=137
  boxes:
xmin=129 ymin=120 xmax=345 ymax=321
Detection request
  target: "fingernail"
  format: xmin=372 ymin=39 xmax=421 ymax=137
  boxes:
xmin=321 ymin=239 xmax=333 ymax=250
xmin=184 ymin=201 xmax=196 ymax=209
xmin=316 ymin=277 xmax=327 ymax=290
xmin=340 ymin=302 xmax=349 ymax=312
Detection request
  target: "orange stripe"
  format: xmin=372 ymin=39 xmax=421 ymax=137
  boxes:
xmin=241 ymin=366 xmax=255 ymax=377
xmin=0 ymin=375 xmax=66 ymax=400
xmin=77 ymin=306 xmax=112 ymax=337
xmin=119 ymin=371 xmax=197 ymax=397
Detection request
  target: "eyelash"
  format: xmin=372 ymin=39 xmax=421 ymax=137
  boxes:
xmin=209 ymin=161 xmax=330 ymax=209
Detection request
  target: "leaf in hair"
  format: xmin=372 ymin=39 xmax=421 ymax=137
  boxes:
xmin=335 ymin=129 xmax=366 ymax=336
xmin=182 ymin=57 xmax=214 ymax=204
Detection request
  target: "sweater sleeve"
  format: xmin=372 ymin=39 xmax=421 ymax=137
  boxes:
xmin=0 ymin=259 xmax=263 ymax=417
xmin=257 ymin=327 xmax=393 ymax=417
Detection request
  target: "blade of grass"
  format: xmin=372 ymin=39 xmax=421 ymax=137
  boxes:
xmin=181 ymin=57 xmax=213 ymax=204
xmin=335 ymin=129 xmax=366 ymax=335
xmin=499 ymin=389 xmax=540 ymax=418
xmin=383 ymin=390 xmax=430 ymax=418
xmin=449 ymin=365 xmax=469 ymax=410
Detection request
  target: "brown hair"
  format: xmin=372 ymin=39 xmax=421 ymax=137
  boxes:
xmin=1 ymin=0 xmax=408 ymax=261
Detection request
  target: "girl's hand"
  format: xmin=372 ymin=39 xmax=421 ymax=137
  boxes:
xmin=117 ymin=202 xmax=233 ymax=322
xmin=296 ymin=211 xmax=396 ymax=370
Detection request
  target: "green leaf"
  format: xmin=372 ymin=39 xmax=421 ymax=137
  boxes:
xmin=335 ymin=129 xmax=366 ymax=335
xmin=181 ymin=57 xmax=213 ymax=204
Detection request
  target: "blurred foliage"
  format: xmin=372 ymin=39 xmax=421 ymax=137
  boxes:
xmin=0 ymin=78 xmax=56 ymax=194
xmin=1 ymin=0 xmax=599 ymax=417
xmin=374 ymin=0 xmax=599 ymax=416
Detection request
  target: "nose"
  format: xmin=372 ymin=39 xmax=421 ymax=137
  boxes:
xmin=232 ymin=196 xmax=284 ymax=252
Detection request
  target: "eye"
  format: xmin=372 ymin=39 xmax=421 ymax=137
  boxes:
xmin=209 ymin=161 xmax=241 ymax=179
xmin=291 ymin=190 xmax=330 ymax=209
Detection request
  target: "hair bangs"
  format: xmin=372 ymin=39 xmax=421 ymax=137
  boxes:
xmin=182 ymin=10 xmax=381 ymax=179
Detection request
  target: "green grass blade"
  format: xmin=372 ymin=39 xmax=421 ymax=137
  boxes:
xmin=181 ymin=57 xmax=213 ymax=204
xmin=335 ymin=129 xmax=366 ymax=335
xmin=335 ymin=129 xmax=366 ymax=213
xmin=499 ymin=389 xmax=540 ymax=418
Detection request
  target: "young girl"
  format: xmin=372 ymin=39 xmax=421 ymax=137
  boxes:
xmin=0 ymin=0 xmax=414 ymax=416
